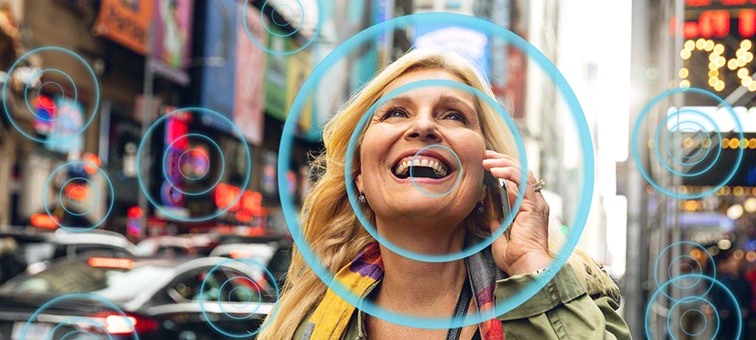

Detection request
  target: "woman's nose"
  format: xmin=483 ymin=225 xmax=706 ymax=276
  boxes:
xmin=405 ymin=114 xmax=440 ymax=141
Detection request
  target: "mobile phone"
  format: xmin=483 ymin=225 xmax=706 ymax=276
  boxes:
xmin=484 ymin=171 xmax=513 ymax=240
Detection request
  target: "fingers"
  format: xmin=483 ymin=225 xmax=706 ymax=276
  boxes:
xmin=483 ymin=150 xmax=549 ymax=213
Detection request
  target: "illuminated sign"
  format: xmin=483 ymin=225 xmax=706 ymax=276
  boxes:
xmin=214 ymin=183 xmax=265 ymax=224
xmin=673 ymin=2 xmax=756 ymax=97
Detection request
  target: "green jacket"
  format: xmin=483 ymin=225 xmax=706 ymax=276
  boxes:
xmin=293 ymin=264 xmax=632 ymax=339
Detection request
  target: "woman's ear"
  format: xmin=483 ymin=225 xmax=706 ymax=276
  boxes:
xmin=356 ymin=172 xmax=363 ymax=193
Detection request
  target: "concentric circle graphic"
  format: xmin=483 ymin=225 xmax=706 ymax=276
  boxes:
xmin=409 ymin=144 xmax=464 ymax=197
xmin=136 ymin=108 xmax=251 ymax=222
xmin=199 ymin=258 xmax=280 ymax=338
xmin=2 ymin=46 xmax=100 ymax=144
xmin=42 ymin=161 xmax=114 ymax=232
xmin=343 ymin=79 xmax=529 ymax=263
xmin=653 ymin=241 xmax=716 ymax=301
xmin=20 ymin=294 xmax=138 ymax=340
xmin=645 ymin=274 xmax=740 ymax=339
xmin=632 ymin=87 xmax=743 ymax=199
xmin=278 ymin=12 xmax=594 ymax=329
xmin=243 ymin=0 xmax=322 ymax=55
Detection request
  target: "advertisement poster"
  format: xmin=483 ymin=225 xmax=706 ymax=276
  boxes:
xmin=199 ymin=0 xmax=238 ymax=129
xmin=286 ymin=40 xmax=312 ymax=133
xmin=92 ymin=0 xmax=154 ymax=55
xmin=151 ymin=0 xmax=194 ymax=69
xmin=45 ymin=96 xmax=84 ymax=154
xmin=233 ymin=4 xmax=266 ymax=145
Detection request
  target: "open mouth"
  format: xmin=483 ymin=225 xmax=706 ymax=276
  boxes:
xmin=392 ymin=155 xmax=451 ymax=179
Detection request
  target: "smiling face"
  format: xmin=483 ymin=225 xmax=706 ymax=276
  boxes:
xmin=356 ymin=68 xmax=488 ymax=230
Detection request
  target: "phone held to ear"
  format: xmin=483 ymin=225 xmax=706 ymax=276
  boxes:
xmin=484 ymin=171 xmax=513 ymax=240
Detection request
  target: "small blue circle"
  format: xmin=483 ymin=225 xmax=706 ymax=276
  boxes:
xmin=136 ymin=108 xmax=251 ymax=222
xmin=42 ymin=161 xmax=114 ymax=232
xmin=654 ymin=109 xmax=722 ymax=177
xmin=260 ymin=1 xmax=302 ymax=37
xmin=646 ymin=278 xmax=737 ymax=340
xmin=3 ymin=46 xmax=100 ymax=145
xmin=343 ymin=80 xmax=527 ymax=263
xmin=269 ymin=3 xmax=295 ymax=27
xmin=199 ymin=259 xmax=280 ymax=338
xmin=243 ymin=0 xmax=322 ymax=55
xmin=177 ymin=148 xmax=210 ymax=181
xmin=667 ymin=255 xmax=701 ymax=290
xmin=679 ymin=308 xmax=708 ymax=337
xmin=654 ymin=241 xmax=715 ymax=301
xmin=25 ymin=69 xmax=76 ymax=123
xmin=58 ymin=177 xmax=98 ymax=217
xmin=21 ymin=294 xmax=138 ymax=340
xmin=32 ymin=80 xmax=66 ymax=123
xmin=632 ymin=87 xmax=742 ymax=199
xmin=408 ymin=145 xmax=464 ymax=197
xmin=218 ymin=276 xmax=262 ymax=320
xmin=161 ymin=133 xmax=224 ymax=196
xmin=279 ymin=13 xmax=594 ymax=328
xmin=664 ymin=124 xmax=707 ymax=165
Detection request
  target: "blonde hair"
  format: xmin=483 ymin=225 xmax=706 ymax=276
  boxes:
xmin=259 ymin=49 xmax=618 ymax=339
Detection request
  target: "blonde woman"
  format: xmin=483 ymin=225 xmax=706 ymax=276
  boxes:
xmin=259 ymin=49 xmax=631 ymax=340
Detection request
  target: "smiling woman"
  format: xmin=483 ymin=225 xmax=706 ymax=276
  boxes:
xmin=258 ymin=49 xmax=631 ymax=340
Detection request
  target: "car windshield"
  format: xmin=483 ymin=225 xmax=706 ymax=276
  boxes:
xmin=0 ymin=258 xmax=168 ymax=301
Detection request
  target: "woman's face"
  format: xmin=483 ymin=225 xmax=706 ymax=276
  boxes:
xmin=356 ymin=68 xmax=487 ymax=226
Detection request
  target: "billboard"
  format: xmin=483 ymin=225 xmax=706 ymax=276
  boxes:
xmin=152 ymin=0 xmax=194 ymax=69
xmin=264 ymin=27 xmax=289 ymax=121
xmin=233 ymin=4 xmax=266 ymax=145
xmin=92 ymin=0 xmax=154 ymax=55
xmin=199 ymin=0 xmax=238 ymax=129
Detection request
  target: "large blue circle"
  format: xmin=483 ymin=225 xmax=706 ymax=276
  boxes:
xmin=243 ymin=0 xmax=322 ymax=55
xmin=21 ymin=294 xmax=138 ymax=340
xmin=278 ymin=13 xmax=594 ymax=329
xmin=646 ymin=275 xmax=739 ymax=340
xmin=343 ymin=79 xmax=528 ymax=263
xmin=42 ymin=161 xmax=114 ymax=232
xmin=654 ymin=109 xmax=722 ymax=176
xmin=2 ymin=46 xmax=100 ymax=145
xmin=199 ymin=258 xmax=280 ymax=338
xmin=653 ymin=241 xmax=715 ymax=301
xmin=632 ymin=87 xmax=743 ymax=199
xmin=160 ymin=133 xmax=225 ymax=197
xmin=136 ymin=108 xmax=251 ymax=222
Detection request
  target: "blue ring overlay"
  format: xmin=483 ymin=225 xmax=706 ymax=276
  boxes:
xmin=177 ymin=148 xmax=210 ymax=180
xmin=632 ymin=87 xmax=743 ymax=199
xmin=278 ymin=12 xmax=594 ymax=329
xmin=344 ymin=80 xmax=528 ymax=262
xmin=654 ymin=241 xmax=715 ymax=301
xmin=136 ymin=107 xmax=251 ymax=222
xmin=243 ymin=0 xmax=322 ymax=55
xmin=665 ymin=123 xmax=709 ymax=166
xmin=261 ymin=1 xmax=303 ymax=37
xmin=199 ymin=258 xmax=280 ymax=338
xmin=654 ymin=109 xmax=722 ymax=177
xmin=42 ymin=161 xmax=114 ymax=232
xmin=408 ymin=144 xmax=464 ymax=197
xmin=646 ymin=275 xmax=739 ymax=340
xmin=21 ymin=294 xmax=138 ymax=340
xmin=667 ymin=255 xmax=701 ymax=290
xmin=217 ymin=276 xmax=264 ymax=320
xmin=667 ymin=296 xmax=718 ymax=339
xmin=28 ymin=76 xmax=70 ymax=123
xmin=2 ymin=46 xmax=100 ymax=145
xmin=161 ymin=133 xmax=225 ymax=196
xmin=50 ymin=317 xmax=111 ymax=340
xmin=58 ymin=177 xmax=98 ymax=217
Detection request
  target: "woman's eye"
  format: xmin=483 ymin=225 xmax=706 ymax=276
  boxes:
xmin=381 ymin=108 xmax=408 ymax=120
xmin=445 ymin=111 xmax=467 ymax=123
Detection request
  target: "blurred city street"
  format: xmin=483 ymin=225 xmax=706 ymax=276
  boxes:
xmin=0 ymin=0 xmax=755 ymax=339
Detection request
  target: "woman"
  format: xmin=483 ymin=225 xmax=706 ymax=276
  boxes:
xmin=259 ymin=49 xmax=631 ymax=339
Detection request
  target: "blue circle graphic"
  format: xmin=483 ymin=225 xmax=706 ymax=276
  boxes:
xmin=218 ymin=276 xmax=263 ymax=320
xmin=177 ymin=148 xmax=211 ymax=180
xmin=664 ymin=122 xmax=709 ymax=167
xmin=654 ymin=109 xmax=722 ymax=177
xmin=21 ymin=294 xmax=138 ymax=340
xmin=58 ymin=177 xmax=98 ymax=217
xmin=161 ymin=133 xmax=225 ymax=196
xmin=408 ymin=145 xmax=464 ymax=198
xmin=632 ymin=87 xmax=743 ymax=199
xmin=24 ymin=69 xmax=76 ymax=123
xmin=646 ymin=275 xmax=739 ymax=340
xmin=243 ymin=0 xmax=322 ymax=55
xmin=653 ymin=241 xmax=715 ymax=301
xmin=42 ymin=161 xmax=114 ymax=232
xmin=343 ymin=80 xmax=528 ymax=263
xmin=678 ymin=308 xmax=708 ymax=337
xmin=667 ymin=255 xmax=701 ymax=290
xmin=2 ymin=46 xmax=100 ymax=145
xmin=199 ymin=258 xmax=280 ymax=338
xmin=263 ymin=2 xmax=300 ymax=35
xmin=136 ymin=108 xmax=251 ymax=222
xmin=278 ymin=12 xmax=594 ymax=329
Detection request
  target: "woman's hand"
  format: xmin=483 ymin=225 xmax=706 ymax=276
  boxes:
xmin=482 ymin=150 xmax=552 ymax=276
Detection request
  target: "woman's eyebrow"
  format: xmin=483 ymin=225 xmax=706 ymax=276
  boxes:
xmin=437 ymin=94 xmax=476 ymax=112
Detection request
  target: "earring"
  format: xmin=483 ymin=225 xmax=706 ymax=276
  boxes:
xmin=477 ymin=201 xmax=485 ymax=214
xmin=358 ymin=193 xmax=367 ymax=204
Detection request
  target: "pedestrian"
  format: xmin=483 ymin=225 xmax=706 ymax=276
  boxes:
xmin=0 ymin=237 xmax=26 ymax=284
xmin=257 ymin=49 xmax=631 ymax=339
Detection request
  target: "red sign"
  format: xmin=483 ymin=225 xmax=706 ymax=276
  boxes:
xmin=215 ymin=183 xmax=265 ymax=218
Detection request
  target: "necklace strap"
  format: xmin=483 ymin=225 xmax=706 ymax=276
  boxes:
xmin=446 ymin=277 xmax=473 ymax=340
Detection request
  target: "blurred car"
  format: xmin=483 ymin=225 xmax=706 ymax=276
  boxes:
xmin=209 ymin=236 xmax=292 ymax=288
xmin=135 ymin=236 xmax=199 ymax=257
xmin=0 ymin=256 xmax=275 ymax=339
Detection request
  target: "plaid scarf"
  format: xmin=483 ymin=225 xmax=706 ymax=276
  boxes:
xmin=304 ymin=238 xmax=505 ymax=340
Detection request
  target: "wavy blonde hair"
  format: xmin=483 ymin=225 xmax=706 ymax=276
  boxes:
xmin=258 ymin=49 xmax=618 ymax=339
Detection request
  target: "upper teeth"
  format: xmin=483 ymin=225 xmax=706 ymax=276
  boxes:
xmin=394 ymin=157 xmax=448 ymax=177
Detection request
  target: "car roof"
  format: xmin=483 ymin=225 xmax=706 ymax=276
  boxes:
xmin=50 ymin=230 xmax=139 ymax=253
